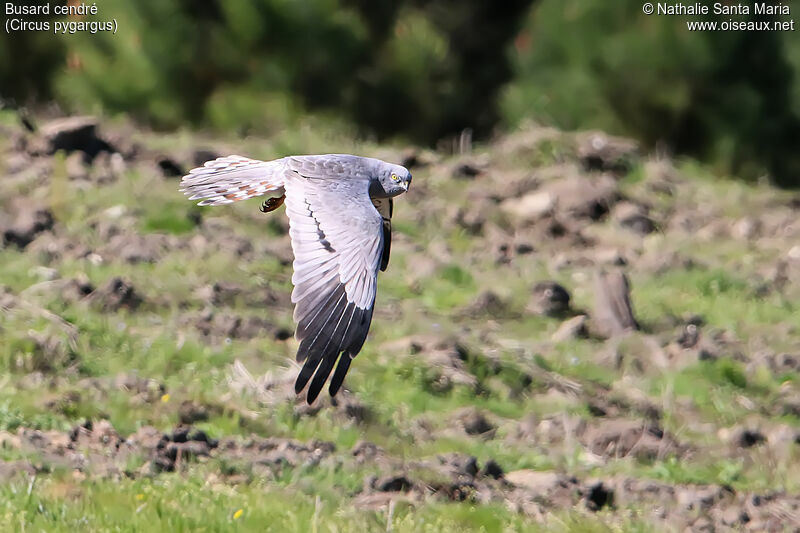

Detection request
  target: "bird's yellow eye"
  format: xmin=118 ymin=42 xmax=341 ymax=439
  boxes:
xmin=391 ymin=174 xmax=401 ymax=182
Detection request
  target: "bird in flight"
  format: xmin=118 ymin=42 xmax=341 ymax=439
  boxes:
xmin=180 ymin=154 xmax=411 ymax=403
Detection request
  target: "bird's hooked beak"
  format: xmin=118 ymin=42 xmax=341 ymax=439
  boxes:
xmin=403 ymin=174 xmax=412 ymax=191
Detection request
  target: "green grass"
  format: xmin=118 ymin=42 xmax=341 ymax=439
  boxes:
xmin=0 ymin=472 xmax=662 ymax=532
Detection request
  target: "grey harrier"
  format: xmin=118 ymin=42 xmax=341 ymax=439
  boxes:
xmin=180 ymin=154 xmax=411 ymax=403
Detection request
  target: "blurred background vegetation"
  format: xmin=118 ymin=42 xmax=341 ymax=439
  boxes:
xmin=2 ymin=0 xmax=800 ymax=184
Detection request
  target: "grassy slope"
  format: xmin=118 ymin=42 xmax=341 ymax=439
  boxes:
xmin=1 ymin=112 xmax=799 ymax=531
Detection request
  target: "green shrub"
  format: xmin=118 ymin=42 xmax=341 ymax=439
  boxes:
xmin=502 ymin=0 xmax=800 ymax=185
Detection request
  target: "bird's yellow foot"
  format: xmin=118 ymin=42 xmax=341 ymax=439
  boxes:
xmin=260 ymin=195 xmax=285 ymax=213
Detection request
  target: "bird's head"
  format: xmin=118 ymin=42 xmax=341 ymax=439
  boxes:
xmin=373 ymin=163 xmax=412 ymax=198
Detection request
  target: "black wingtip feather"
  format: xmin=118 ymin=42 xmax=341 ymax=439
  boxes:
xmin=328 ymin=354 xmax=352 ymax=397
xmin=295 ymin=355 xmax=318 ymax=393
xmin=306 ymin=354 xmax=337 ymax=404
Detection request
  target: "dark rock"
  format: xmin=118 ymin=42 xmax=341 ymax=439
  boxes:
xmin=400 ymin=149 xmax=421 ymax=169
xmin=193 ymin=150 xmax=219 ymax=166
xmin=516 ymin=242 xmax=535 ymax=255
xmin=732 ymin=428 xmax=766 ymax=448
xmin=587 ymin=401 xmax=608 ymax=417
xmin=3 ymin=207 xmax=54 ymax=248
xmin=157 ymin=157 xmax=185 ymax=177
xmin=36 ymin=116 xmax=115 ymax=159
xmin=273 ymin=327 xmax=293 ymax=341
xmin=160 ymin=425 xmax=218 ymax=455
xmin=769 ymin=353 xmax=800 ymax=373
xmin=584 ymin=481 xmax=614 ymax=511
xmin=170 ymin=425 xmax=191 ymax=444
xmin=697 ymin=349 xmax=716 ymax=362
xmin=546 ymin=219 xmax=568 ymax=238
xmin=153 ymin=454 xmax=176 ymax=473
xmin=374 ymin=475 xmax=413 ymax=492
xmin=88 ymin=277 xmax=142 ymax=311
xmin=619 ymin=213 xmax=657 ymax=235
xmin=458 ymin=408 xmax=495 ymax=436
xmin=611 ymin=202 xmax=657 ymax=237
xmin=438 ymin=454 xmax=479 ymax=477
xmin=480 ymin=459 xmax=504 ymax=479
xmin=154 ymin=434 xmax=213 ymax=472
xmin=528 ymin=281 xmax=571 ymax=317
xmin=186 ymin=428 xmax=218 ymax=449
xmin=453 ymin=163 xmax=482 ymax=179
xmin=463 ymin=457 xmax=480 ymax=477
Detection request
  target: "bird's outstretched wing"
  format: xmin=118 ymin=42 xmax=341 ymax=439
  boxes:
xmin=179 ymin=155 xmax=286 ymax=206
xmin=284 ymin=158 xmax=385 ymax=403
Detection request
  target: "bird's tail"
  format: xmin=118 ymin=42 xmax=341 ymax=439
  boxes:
xmin=180 ymin=155 xmax=287 ymax=206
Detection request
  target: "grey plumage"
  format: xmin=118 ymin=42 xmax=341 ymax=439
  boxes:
xmin=180 ymin=154 xmax=411 ymax=403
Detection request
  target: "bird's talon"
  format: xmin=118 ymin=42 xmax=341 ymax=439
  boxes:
xmin=260 ymin=195 xmax=285 ymax=214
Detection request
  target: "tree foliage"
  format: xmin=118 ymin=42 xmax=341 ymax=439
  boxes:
xmin=502 ymin=0 xmax=800 ymax=184
xmin=3 ymin=0 xmax=800 ymax=184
